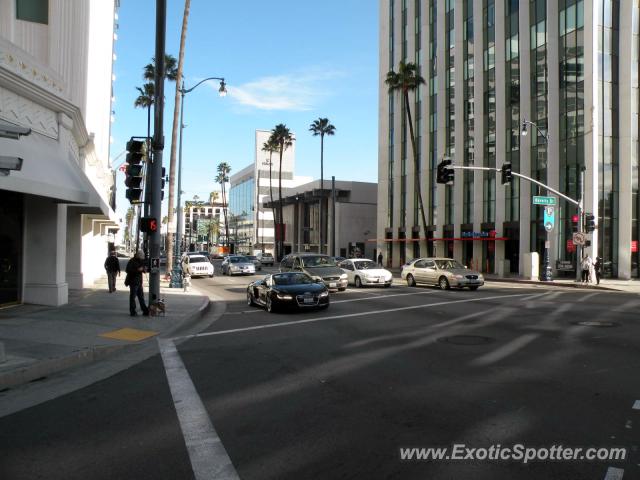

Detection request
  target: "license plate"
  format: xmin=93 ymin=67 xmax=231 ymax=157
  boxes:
xmin=303 ymin=297 xmax=314 ymax=304
xmin=329 ymin=282 xmax=337 ymax=288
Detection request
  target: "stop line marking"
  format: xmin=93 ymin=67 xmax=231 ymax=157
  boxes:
xmin=176 ymin=292 xmax=536 ymax=340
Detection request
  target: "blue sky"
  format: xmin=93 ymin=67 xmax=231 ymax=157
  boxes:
xmin=111 ymin=0 xmax=379 ymax=221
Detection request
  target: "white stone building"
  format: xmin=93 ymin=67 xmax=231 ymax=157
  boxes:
xmin=0 ymin=0 xmax=118 ymax=306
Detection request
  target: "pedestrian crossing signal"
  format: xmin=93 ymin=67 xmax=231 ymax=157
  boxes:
xmin=140 ymin=217 xmax=157 ymax=233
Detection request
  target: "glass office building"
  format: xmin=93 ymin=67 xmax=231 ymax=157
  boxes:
xmin=379 ymin=0 xmax=640 ymax=279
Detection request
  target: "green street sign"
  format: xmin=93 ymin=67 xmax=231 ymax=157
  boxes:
xmin=533 ymin=196 xmax=557 ymax=206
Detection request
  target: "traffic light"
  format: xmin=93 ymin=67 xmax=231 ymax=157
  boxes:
xmin=125 ymin=138 xmax=145 ymax=203
xmin=436 ymin=159 xmax=454 ymax=185
xmin=571 ymin=214 xmax=579 ymax=232
xmin=585 ymin=213 xmax=596 ymax=233
xmin=501 ymin=163 xmax=513 ymax=185
xmin=140 ymin=217 xmax=158 ymax=233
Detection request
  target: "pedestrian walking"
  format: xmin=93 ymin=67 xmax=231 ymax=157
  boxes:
xmin=581 ymin=255 xmax=593 ymax=283
xmin=377 ymin=252 xmax=383 ymax=267
xmin=594 ymin=257 xmax=602 ymax=285
xmin=125 ymin=249 xmax=149 ymax=316
xmin=103 ymin=249 xmax=120 ymax=293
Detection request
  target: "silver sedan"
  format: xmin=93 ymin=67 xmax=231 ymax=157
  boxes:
xmin=401 ymin=257 xmax=484 ymax=290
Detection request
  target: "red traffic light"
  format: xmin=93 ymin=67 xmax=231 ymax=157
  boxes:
xmin=571 ymin=214 xmax=579 ymax=223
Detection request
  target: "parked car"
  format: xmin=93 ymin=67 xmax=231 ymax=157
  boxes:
xmin=332 ymin=256 xmax=347 ymax=263
xmin=280 ymin=253 xmax=348 ymax=291
xmin=401 ymin=257 xmax=484 ymax=290
xmin=221 ymin=255 xmax=256 ymax=275
xmin=246 ymin=272 xmax=330 ymax=313
xmin=339 ymin=258 xmax=393 ymax=288
xmin=180 ymin=254 xmax=214 ymax=278
xmin=256 ymin=252 xmax=275 ymax=266
xmin=246 ymin=255 xmax=262 ymax=271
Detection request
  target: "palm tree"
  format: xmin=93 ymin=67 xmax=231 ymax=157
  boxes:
xmin=209 ymin=191 xmax=220 ymax=204
xmin=270 ymin=124 xmax=294 ymax=260
xmin=261 ymin=137 xmax=279 ymax=245
xmin=143 ymin=54 xmax=178 ymax=83
xmin=385 ymin=61 xmax=427 ymax=243
xmin=309 ymin=118 xmax=336 ymax=254
xmin=216 ymin=162 xmax=232 ymax=247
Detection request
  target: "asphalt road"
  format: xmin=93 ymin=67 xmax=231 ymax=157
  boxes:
xmin=1 ymin=266 xmax=639 ymax=480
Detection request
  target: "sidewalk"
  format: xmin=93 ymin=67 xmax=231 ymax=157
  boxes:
xmin=0 ymin=273 xmax=210 ymax=390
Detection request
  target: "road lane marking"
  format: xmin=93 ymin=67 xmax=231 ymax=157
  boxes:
xmin=604 ymin=467 xmax=624 ymax=480
xmin=177 ymin=293 xmax=534 ymax=339
xmin=332 ymin=290 xmax=437 ymax=304
xmin=158 ymin=338 xmax=239 ymax=480
xmin=633 ymin=400 xmax=640 ymax=410
xmin=471 ymin=333 xmax=540 ymax=366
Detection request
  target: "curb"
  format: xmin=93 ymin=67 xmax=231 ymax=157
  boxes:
xmin=0 ymin=295 xmax=211 ymax=391
xmin=484 ymin=277 xmax=620 ymax=291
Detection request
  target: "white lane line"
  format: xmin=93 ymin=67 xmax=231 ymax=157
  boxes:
xmin=332 ymin=290 xmax=437 ymax=304
xmin=604 ymin=466 xmax=624 ymax=480
xmin=158 ymin=338 xmax=239 ymax=480
xmin=176 ymin=292 xmax=534 ymax=340
xmin=633 ymin=400 xmax=640 ymax=410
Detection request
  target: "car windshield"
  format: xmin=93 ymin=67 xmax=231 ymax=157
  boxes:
xmin=247 ymin=256 xmax=258 ymax=260
xmin=262 ymin=253 xmax=273 ymax=258
xmin=354 ymin=260 xmax=377 ymax=270
xmin=302 ymin=256 xmax=336 ymax=267
xmin=230 ymin=256 xmax=249 ymax=263
xmin=190 ymin=257 xmax=208 ymax=263
xmin=273 ymin=273 xmax=314 ymax=285
xmin=435 ymin=259 xmax=465 ymax=269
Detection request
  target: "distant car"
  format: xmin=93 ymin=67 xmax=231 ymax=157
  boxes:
xmin=256 ymin=252 xmax=275 ymax=266
xmin=246 ymin=255 xmax=262 ymax=271
xmin=339 ymin=258 xmax=393 ymax=288
xmin=280 ymin=253 xmax=348 ymax=291
xmin=401 ymin=257 xmax=484 ymax=290
xmin=332 ymin=256 xmax=347 ymax=263
xmin=221 ymin=255 xmax=256 ymax=275
xmin=181 ymin=254 xmax=214 ymax=278
xmin=246 ymin=272 xmax=330 ymax=313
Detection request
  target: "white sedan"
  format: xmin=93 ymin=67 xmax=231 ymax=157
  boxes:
xmin=339 ymin=259 xmax=393 ymax=288
xmin=181 ymin=254 xmax=214 ymax=278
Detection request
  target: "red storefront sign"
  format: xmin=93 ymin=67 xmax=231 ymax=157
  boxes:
xmin=566 ymin=239 xmax=576 ymax=253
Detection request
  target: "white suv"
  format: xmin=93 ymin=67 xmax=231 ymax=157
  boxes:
xmin=181 ymin=254 xmax=214 ymax=278
xmin=256 ymin=252 xmax=275 ymax=266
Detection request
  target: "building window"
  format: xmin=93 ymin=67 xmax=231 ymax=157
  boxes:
xmin=16 ymin=0 xmax=48 ymax=24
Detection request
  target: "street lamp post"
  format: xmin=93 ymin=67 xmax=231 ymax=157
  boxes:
xmin=521 ymin=119 xmax=552 ymax=282
xmin=170 ymin=76 xmax=226 ymax=288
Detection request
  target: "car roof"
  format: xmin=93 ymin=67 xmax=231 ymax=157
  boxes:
xmin=187 ymin=254 xmax=207 ymax=259
xmin=289 ymin=252 xmax=331 ymax=257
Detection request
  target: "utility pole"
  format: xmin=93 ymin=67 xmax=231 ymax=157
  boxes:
xmin=148 ymin=0 xmax=166 ymax=303
xmin=576 ymin=166 xmax=585 ymax=282
xmin=331 ymin=176 xmax=336 ymax=257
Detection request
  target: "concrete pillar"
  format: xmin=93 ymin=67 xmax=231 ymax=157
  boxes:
xmin=23 ymin=196 xmax=68 ymax=305
xmin=453 ymin=0 xmax=465 ymax=264
xmin=494 ymin=0 xmax=507 ymax=274
xmin=472 ymin=0 xmax=485 ymax=267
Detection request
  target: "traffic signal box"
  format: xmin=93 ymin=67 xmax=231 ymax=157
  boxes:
xmin=571 ymin=214 xmax=579 ymax=232
xmin=436 ymin=159 xmax=454 ymax=185
xmin=140 ymin=217 xmax=158 ymax=233
xmin=125 ymin=138 xmax=145 ymax=203
xmin=584 ymin=213 xmax=596 ymax=233
xmin=501 ymin=163 xmax=513 ymax=185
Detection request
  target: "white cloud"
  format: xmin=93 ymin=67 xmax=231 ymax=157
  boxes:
xmin=225 ymin=68 xmax=344 ymax=111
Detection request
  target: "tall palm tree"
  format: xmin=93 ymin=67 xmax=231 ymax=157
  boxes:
xmin=385 ymin=61 xmax=427 ymax=243
xmin=216 ymin=162 xmax=232 ymax=247
xmin=261 ymin=137 xmax=279 ymax=246
xmin=209 ymin=191 xmax=220 ymax=204
xmin=143 ymin=54 xmax=178 ymax=83
xmin=309 ymin=118 xmax=336 ymax=254
xmin=270 ymin=124 xmax=294 ymax=260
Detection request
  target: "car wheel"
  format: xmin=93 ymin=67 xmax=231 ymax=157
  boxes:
xmin=469 ymin=286 xmax=479 ymax=291
xmin=355 ymin=276 xmax=362 ymax=288
xmin=439 ymin=276 xmax=450 ymax=290
xmin=384 ymin=283 xmax=391 ymax=288
xmin=209 ymin=274 xmax=214 ymax=278
xmin=266 ymin=295 xmax=276 ymax=313
xmin=247 ymin=291 xmax=255 ymax=306
xmin=406 ymin=274 xmax=416 ymax=287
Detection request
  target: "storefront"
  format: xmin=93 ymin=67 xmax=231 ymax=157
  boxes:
xmin=0 ymin=190 xmax=23 ymax=306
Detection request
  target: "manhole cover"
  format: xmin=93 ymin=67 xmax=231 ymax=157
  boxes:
xmin=437 ymin=335 xmax=495 ymax=346
xmin=573 ymin=321 xmax=619 ymax=328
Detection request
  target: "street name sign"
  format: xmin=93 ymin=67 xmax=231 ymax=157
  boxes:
xmin=533 ymin=196 xmax=557 ymax=205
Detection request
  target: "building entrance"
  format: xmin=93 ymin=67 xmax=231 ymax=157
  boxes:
xmin=0 ymin=190 xmax=23 ymax=306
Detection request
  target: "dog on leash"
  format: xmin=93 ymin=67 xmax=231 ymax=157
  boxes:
xmin=149 ymin=298 xmax=166 ymax=317
xmin=183 ymin=273 xmax=192 ymax=292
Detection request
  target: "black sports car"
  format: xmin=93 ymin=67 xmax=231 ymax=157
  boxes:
xmin=247 ymin=272 xmax=330 ymax=313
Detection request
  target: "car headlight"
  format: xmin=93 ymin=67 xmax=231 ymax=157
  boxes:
xmin=478 ymin=274 xmax=484 ymax=280
xmin=319 ymin=291 xmax=329 ymax=297
xmin=454 ymin=274 xmax=464 ymax=279
xmin=276 ymin=293 xmax=293 ymax=300
xmin=340 ymin=273 xmax=348 ymax=280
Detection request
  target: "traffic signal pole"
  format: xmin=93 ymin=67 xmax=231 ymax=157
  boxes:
xmin=149 ymin=0 xmax=166 ymax=304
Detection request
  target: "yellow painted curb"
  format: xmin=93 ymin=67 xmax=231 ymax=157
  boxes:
xmin=99 ymin=327 xmax=158 ymax=342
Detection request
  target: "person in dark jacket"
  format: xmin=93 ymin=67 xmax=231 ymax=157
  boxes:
xmin=594 ymin=257 xmax=602 ymax=285
xmin=377 ymin=252 xmax=383 ymax=267
xmin=104 ymin=249 xmax=121 ymax=293
xmin=125 ymin=249 xmax=149 ymax=316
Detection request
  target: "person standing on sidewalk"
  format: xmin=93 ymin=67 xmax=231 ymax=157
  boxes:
xmin=594 ymin=257 xmax=602 ymax=285
xmin=581 ymin=255 xmax=593 ymax=283
xmin=378 ymin=252 xmax=383 ymax=267
xmin=103 ymin=249 xmax=120 ymax=293
xmin=125 ymin=249 xmax=149 ymax=317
